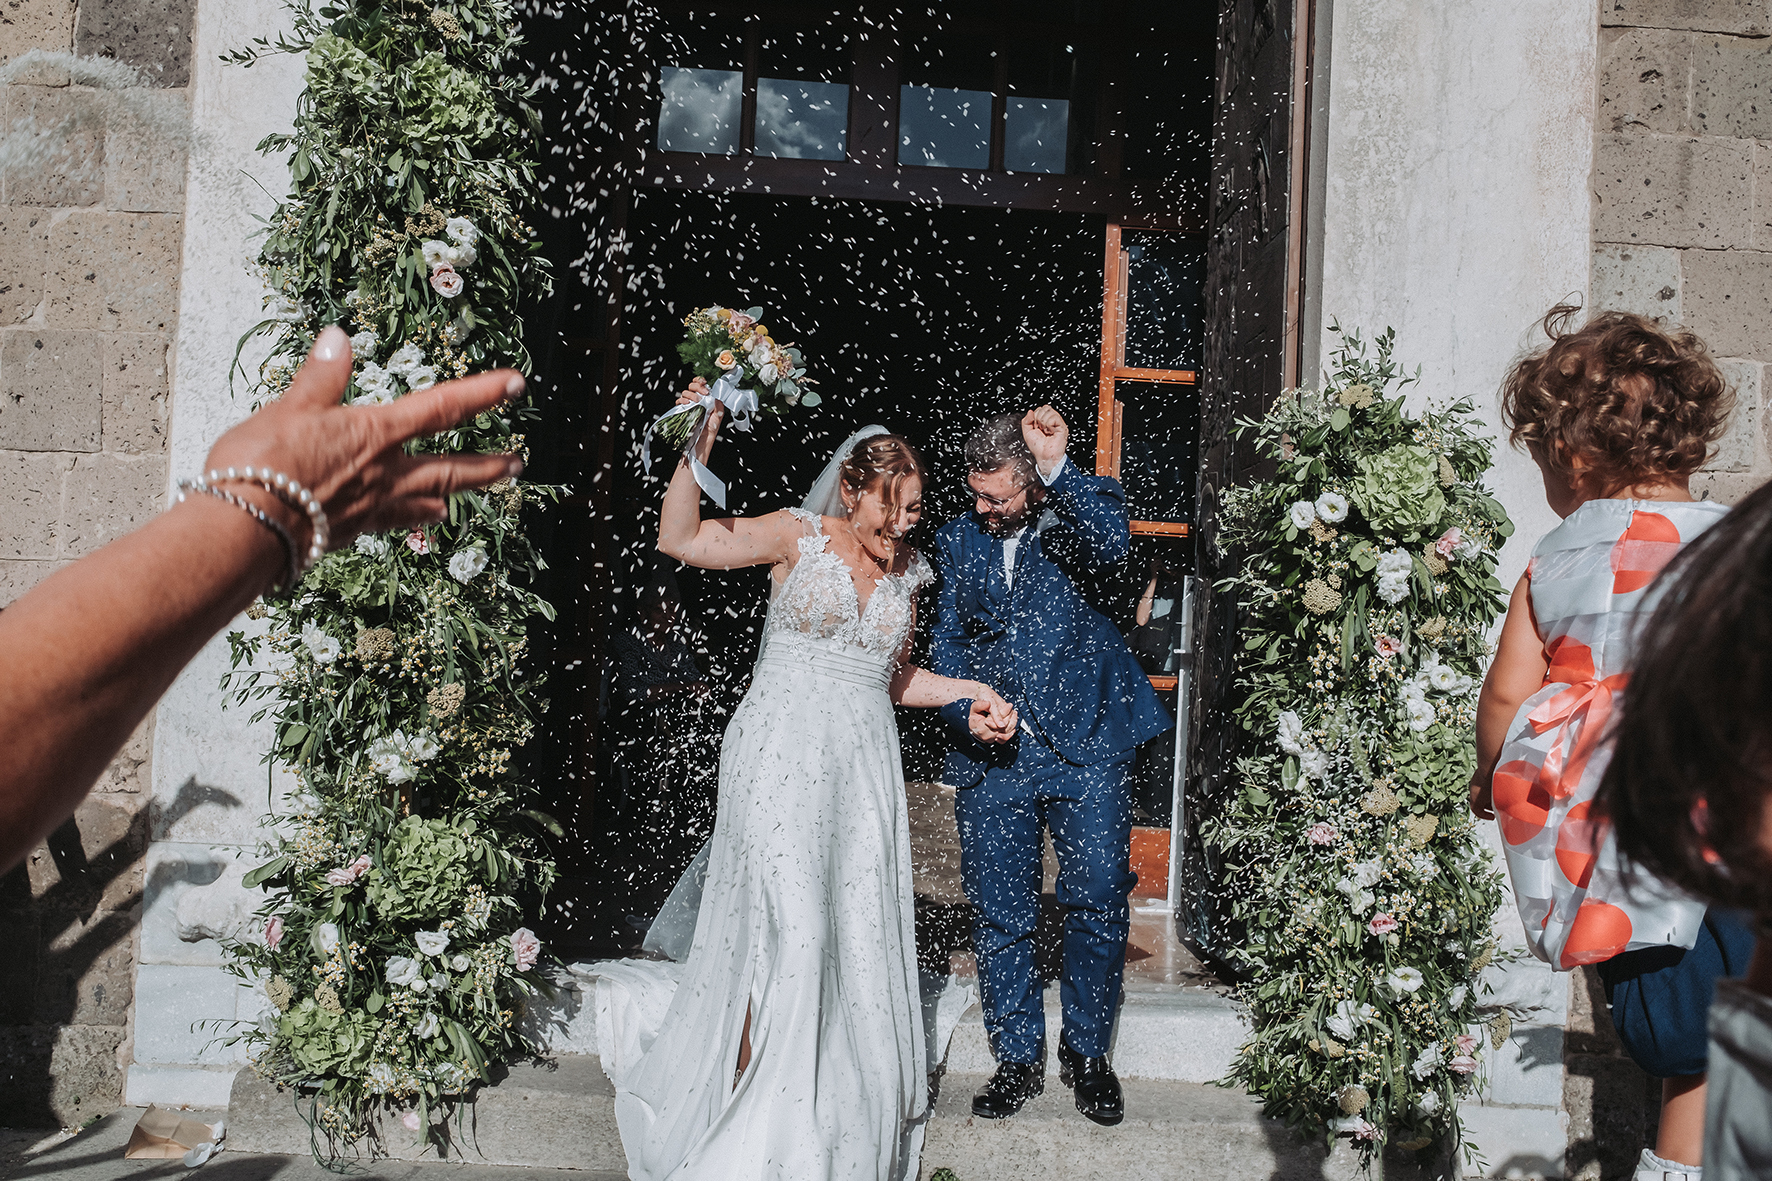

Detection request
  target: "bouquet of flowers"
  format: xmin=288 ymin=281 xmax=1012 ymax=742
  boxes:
xmin=652 ymin=305 xmax=816 ymax=453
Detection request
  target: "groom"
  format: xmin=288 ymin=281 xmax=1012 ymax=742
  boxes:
xmin=930 ymin=407 xmax=1171 ymax=1126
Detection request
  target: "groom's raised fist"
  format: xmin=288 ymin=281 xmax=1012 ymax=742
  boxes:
xmin=1021 ymin=405 xmax=1068 ymax=478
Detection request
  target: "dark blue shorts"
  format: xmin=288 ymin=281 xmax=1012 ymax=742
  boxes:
xmin=1596 ymin=908 xmax=1757 ymax=1078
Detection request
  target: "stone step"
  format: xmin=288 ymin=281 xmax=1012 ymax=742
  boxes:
xmin=941 ymin=988 xmax=1248 ymax=1082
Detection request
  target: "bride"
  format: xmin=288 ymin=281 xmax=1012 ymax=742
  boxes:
xmin=592 ymin=382 xmax=1017 ymax=1181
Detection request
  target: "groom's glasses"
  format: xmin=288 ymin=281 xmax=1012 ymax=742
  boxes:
xmin=969 ymin=482 xmax=1031 ymax=512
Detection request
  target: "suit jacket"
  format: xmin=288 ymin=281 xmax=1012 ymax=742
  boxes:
xmin=930 ymin=461 xmax=1172 ymax=787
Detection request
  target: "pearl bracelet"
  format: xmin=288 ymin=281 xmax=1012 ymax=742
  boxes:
xmin=175 ymin=480 xmax=302 ymax=593
xmin=176 ymin=466 xmax=331 ymax=591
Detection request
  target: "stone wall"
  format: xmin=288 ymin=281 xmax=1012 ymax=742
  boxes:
xmin=1593 ymin=0 xmax=1772 ymax=502
xmin=0 ymin=0 xmax=193 ymax=1128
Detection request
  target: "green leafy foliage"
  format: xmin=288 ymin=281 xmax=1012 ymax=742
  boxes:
xmin=216 ymin=0 xmax=558 ymax=1156
xmin=1205 ymin=326 xmax=1513 ymax=1163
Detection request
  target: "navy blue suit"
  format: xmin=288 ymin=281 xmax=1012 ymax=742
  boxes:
xmin=931 ymin=460 xmax=1170 ymax=1062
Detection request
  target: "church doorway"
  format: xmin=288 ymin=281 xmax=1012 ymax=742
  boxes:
xmin=516 ymin=0 xmax=1308 ymax=964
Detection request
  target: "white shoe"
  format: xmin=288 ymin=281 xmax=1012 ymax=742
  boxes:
xmin=1634 ymin=1148 xmax=1701 ymax=1181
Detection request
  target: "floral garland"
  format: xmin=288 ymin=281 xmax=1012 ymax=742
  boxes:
xmin=217 ymin=0 xmax=557 ymax=1152
xmin=1206 ymin=327 xmax=1514 ymax=1160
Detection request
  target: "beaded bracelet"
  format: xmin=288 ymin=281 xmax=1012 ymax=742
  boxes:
xmin=175 ymin=480 xmax=302 ymax=593
xmin=178 ymin=466 xmax=332 ymax=590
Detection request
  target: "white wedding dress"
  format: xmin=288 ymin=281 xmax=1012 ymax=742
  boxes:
xmin=592 ymin=508 xmax=935 ymax=1181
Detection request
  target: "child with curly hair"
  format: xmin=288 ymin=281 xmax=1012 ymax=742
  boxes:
xmin=1470 ymin=305 xmax=1742 ymax=1181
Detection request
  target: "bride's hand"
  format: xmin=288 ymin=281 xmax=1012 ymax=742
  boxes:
xmin=967 ymin=685 xmax=1019 ymax=744
xmin=678 ymin=377 xmax=723 ymax=465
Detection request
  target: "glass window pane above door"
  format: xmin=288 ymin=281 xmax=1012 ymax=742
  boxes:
xmin=898 ymin=86 xmax=992 ymax=169
xmin=657 ymin=67 xmax=743 ymax=155
xmin=755 ymin=78 xmax=849 ymax=160
xmin=1004 ymin=98 xmax=1069 ymax=174
xmin=1123 ymin=231 xmax=1205 ymax=371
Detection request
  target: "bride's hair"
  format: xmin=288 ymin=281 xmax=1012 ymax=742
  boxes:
xmin=838 ymin=435 xmax=925 ymax=513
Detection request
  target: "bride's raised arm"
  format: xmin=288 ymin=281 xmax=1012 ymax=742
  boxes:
xmin=657 ymin=378 xmax=799 ymax=571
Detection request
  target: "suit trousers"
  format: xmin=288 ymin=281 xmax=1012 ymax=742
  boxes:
xmin=954 ymin=734 xmax=1135 ymax=1063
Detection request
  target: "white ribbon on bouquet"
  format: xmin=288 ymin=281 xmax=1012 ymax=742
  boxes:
xmin=640 ymin=368 xmax=758 ymax=509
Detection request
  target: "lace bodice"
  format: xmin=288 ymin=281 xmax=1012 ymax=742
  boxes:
xmin=764 ymin=508 xmax=932 ymax=659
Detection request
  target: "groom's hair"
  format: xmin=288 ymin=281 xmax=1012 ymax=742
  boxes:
xmin=963 ymin=414 xmax=1036 ymax=481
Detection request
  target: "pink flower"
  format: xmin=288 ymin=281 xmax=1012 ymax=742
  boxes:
xmin=1375 ymin=635 xmax=1402 ymax=657
xmin=1453 ymin=1033 xmax=1479 ymax=1055
xmin=429 ymin=264 xmax=464 ymax=298
xmin=264 ymin=915 xmax=284 ymax=950
xmin=1306 ymin=823 xmax=1338 ymax=846
xmin=727 ymin=312 xmax=755 ymax=334
xmin=406 ymin=528 xmax=430 ymax=555
xmin=401 ymin=1110 xmax=420 ymax=1132
xmin=1368 ymin=913 xmax=1399 ymax=936
xmin=1339 ymin=1116 xmax=1380 ymax=1141
xmin=324 ymin=854 xmax=373 ymax=887
xmin=1435 ymin=527 xmax=1463 ymax=557
xmin=510 ymin=927 xmax=542 ymax=972
xmin=1448 ymin=1055 xmax=1479 ymax=1075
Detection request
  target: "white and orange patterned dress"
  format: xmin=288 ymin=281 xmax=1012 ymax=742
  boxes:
xmin=1493 ymin=498 xmax=1727 ymax=970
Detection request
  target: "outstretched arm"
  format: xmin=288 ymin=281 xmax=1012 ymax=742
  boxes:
xmin=657 ymin=379 xmax=798 ymax=571
xmin=889 ymin=599 xmax=1017 ymax=740
xmin=1022 ymin=405 xmax=1129 ymax=568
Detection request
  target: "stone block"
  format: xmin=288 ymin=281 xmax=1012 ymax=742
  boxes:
xmin=73 ymin=0 xmax=194 ymax=88
xmin=37 ymin=907 xmax=136 ymax=1026
xmin=123 ymin=1063 xmax=238 ymax=1108
xmin=0 ymin=1 xmax=76 ymax=68
xmin=1590 ymin=243 xmax=1682 ymax=322
xmin=1710 ymin=358 xmax=1765 ymax=472
xmin=0 ymin=556 xmax=61 ymax=601
xmin=1752 ymin=143 xmax=1772 ymax=250
xmin=1691 ymin=471 xmax=1767 ymax=502
xmin=22 ymin=791 xmax=149 ymax=912
xmin=1594 ymin=133 xmax=1751 ymax=249
xmin=130 ymin=962 xmax=248 ymax=1066
xmin=1598 ymin=27 xmax=1691 ymax=135
xmin=0 ymin=205 xmax=50 ymax=324
xmin=100 ymin=332 xmax=168 ymax=452
xmin=92 ymin=712 xmax=153 ymax=794
xmin=1481 ymin=1022 xmax=1564 ymax=1109
xmin=57 ymin=449 xmax=165 ymax=556
xmin=46 ymin=209 xmax=181 ymax=332
xmin=0 ymin=328 xmax=101 ymax=450
xmin=0 ymin=1023 xmax=125 ymax=1126
xmin=1455 ymin=1103 xmax=1567 ymax=1179
xmin=1683 ymin=247 xmax=1772 ymax=356
xmin=140 ymin=839 xmax=232 ymax=967
xmin=1 ymin=84 xmax=106 ymax=207
xmin=104 ymin=87 xmax=188 ymax=213
xmin=1601 ymin=0 xmax=1772 ymax=36
xmin=1692 ymin=33 xmax=1772 ymax=139
xmin=0 ymin=447 xmax=71 ymax=558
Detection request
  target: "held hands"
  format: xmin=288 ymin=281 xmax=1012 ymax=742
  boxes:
xmin=678 ymin=376 xmax=724 ymax=466
xmin=200 ymin=325 xmax=523 ymax=549
xmin=1021 ymin=405 xmax=1068 ymax=478
xmin=967 ymin=685 xmax=1020 ymax=745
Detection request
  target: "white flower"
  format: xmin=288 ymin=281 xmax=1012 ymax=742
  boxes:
xmin=1402 ymin=674 xmax=1431 ymax=703
xmin=1411 ymin=1042 xmax=1445 ymax=1079
xmin=266 ymin=293 xmax=305 ymax=323
xmin=365 ymin=1061 xmax=397 ymax=1093
xmin=385 ymin=956 xmax=424 ymax=988
xmin=429 ymin=973 xmax=449 ymax=991
xmin=421 ymin=239 xmax=452 ymax=268
xmin=310 ymin=921 xmax=341 ymax=955
xmin=368 ymin=732 xmax=418 ymax=784
xmin=1331 ymin=1115 xmax=1379 ymax=1141
xmin=430 ymin=265 xmax=464 ymax=298
xmin=451 ymin=954 xmax=471 ymax=972
xmin=1298 ymin=749 xmax=1330 ymax=781
xmin=355 ymin=362 xmax=396 ymax=401
xmin=407 ymin=732 xmax=441 ymax=761
xmin=1276 ymin=710 xmax=1307 ymax=756
xmin=1387 ymin=966 xmax=1426 ymax=994
xmin=1314 ymin=491 xmax=1349 ymax=523
xmin=510 ymin=927 xmax=542 ymax=971
xmin=1426 ymin=662 xmax=1459 ymax=692
xmin=446 ymin=217 xmax=478 ymax=245
xmin=355 ymin=533 xmax=389 ymax=558
xmin=301 ymin=625 xmax=343 ymax=664
xmin=414 ymin=1011 xmax=440 ymax=1039
xmin=387 ymin=343 xmax=425 ymax=375
xmin=1411 ymin=852 xmax=1438 ymax=879
xmin=349 ymin=329 xmax=378 ymax=359
xmin=1376 ymin=572 xmax=1411 ymax=605
xmin=1454 ymin=535 xmax=1485 ymax=561
xmin=1352 ymin=888 xmax=1375 ymax=913
xmin=1405 ymin=697 xmax=1436 ymax=732
xmin=352 ymin=386 xmax=396 ymax=407
xmin=1288 ymin=500 xmax=1317 ymax=530
xmin=1416 ymin=1090 xmax=1443 ymax=1116
xmin=1376 ymin=547 xmax=1413 ymax=576
xmin=449 ymin=547 xmax=490 ymax=584
xmin=757 ymin=361 xmax=779 ymax=384
xmin=446 ymin=242 xmax=478 ymax=269
xmin=1447 ymin=984 xmax=1468 ymax=1011
xmin=1351 ymin=861 xmax=1382 ymax=888
xmin=414 ymin=929 xmax=450 ymax=957
xmin=405 ymin=365 xmax=437 ymax=390
xmin=1327 ymin=998 xmax=1371 ymax=1041
xmin=343 ymin=289 xmax=362 ymax=307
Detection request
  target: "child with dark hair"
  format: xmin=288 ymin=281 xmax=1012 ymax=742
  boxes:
xmin=1598 ymin=478 xmax=1772 ymax=1181
xmin=1470 ymin=306 xmax=1742 ymax=1181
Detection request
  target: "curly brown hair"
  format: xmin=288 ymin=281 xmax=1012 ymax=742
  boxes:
xmin=838 ymin=434 xmax=925 ymax=511
xmin=1500 ymin=305 xmax=1733 ymax=494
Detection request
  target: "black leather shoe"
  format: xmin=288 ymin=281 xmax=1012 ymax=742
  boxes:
xmin=1058 ymin=1038 xmax=1124 ymax=1126
xmin=971 ymin=1061 xmax=1044 ymax=1119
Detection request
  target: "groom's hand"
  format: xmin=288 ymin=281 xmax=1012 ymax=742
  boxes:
xmin=1021 ymin=405 xmax=1068 ymax=480
xmin=968 ymin=696 xmax=1019 ymax=744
